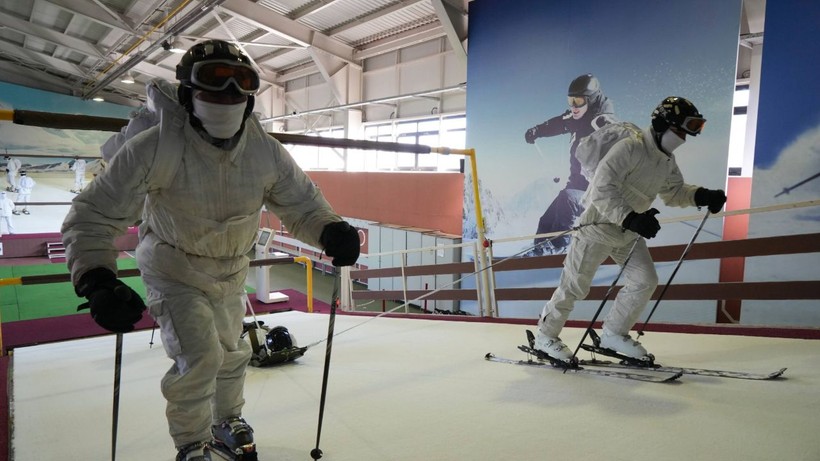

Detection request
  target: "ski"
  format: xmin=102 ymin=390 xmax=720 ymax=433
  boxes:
xmin=485 ymin=350 xmax=682 ymax=383
xmin=579 ymin=344 xmax=786 ymax=381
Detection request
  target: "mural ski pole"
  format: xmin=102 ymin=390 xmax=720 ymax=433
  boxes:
xmin=774 ymin=171 xmax=820 ymax=197
xmin=636 ymin=210 xmax=710 ymax=336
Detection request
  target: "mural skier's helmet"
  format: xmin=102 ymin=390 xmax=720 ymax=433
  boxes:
xmin=175 ymin=39 xmax=259 ymax=119
xmin=651 ymin=96 xmax=706 ymax=137
xmin=567 ymin=73 xmax=601 ymax=108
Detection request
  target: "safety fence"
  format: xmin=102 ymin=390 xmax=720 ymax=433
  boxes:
xmin=0 ymin=256 xmax=314 ymax=354
xmin=342 ymin=200 xmax=820 ymax=337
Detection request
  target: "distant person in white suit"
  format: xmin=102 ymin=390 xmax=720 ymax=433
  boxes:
xmin=0 ymin=192 xmax=15 ymax=236
xmin=14 ymin=171 xmax=35 ymax=215
xmin=71 ymin=156 xmax=87 ymax=193
xmin=5 ymin=155 xmax=21 ymax=192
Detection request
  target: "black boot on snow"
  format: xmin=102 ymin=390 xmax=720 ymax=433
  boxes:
xmin=212 ymin=416 xmax=257 ymax=460
xmin=176 ymin=441 xmax=212 ymax=461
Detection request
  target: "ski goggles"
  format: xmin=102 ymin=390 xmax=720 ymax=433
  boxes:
xmin=189 ymin=60 xmax=260 ymax=95
xmin=568 ymin=96 xmax=587 ymax=108
xmin=679 ymin=116 xmax=706 ymax=135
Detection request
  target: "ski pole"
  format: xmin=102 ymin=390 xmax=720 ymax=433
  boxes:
xmin=111 ymin=333 xmax=123 ymax=461
xmin=243 ymin=292 xmax=272 ymax=356
xmin=571 ymin=237 xmax=641 ymax=362
xmin=637 ymin=210 xmax=710 ymax=336
xmin=310 ymin=267 xmax=340 ymax=461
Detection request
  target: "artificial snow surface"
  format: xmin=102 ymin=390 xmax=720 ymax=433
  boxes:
xmin=11 ymin=311 xmax=820 ymax=461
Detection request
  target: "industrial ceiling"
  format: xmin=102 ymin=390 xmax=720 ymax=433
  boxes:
xmin=0 ymin=0 xmax=762 ymax=111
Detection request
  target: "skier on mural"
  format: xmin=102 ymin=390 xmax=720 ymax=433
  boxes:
xmin=62 ymin=40 xmax=360 ymax=461
xmin=533 ymin=96 xmax=726 ymax=363
xmin=524 ymin=74 xmax=616 ymax=254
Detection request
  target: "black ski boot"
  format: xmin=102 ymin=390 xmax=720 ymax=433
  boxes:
xmin=176 ymin=441 xmax=212 ymax=461
xmin=212 ymin=416 xmax=257 ymax=460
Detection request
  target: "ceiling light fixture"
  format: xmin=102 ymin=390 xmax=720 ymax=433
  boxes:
xmin=92 ymin=96 xmax=105 ymax=102
xmin=120 ymin=71 xmax=136 ymax=84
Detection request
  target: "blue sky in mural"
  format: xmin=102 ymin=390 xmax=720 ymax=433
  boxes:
xmin=466 ymin=0 xmax=739 ymax=251
xmin=748 ymin=0 xmax=820 ymax=239
xmin=0 ymin=82 xmax=132 ymax=118
xmin=754 ymin=1 xmax=820 ymax=169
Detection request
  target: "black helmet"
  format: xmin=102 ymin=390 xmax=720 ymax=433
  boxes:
xmin=244 ymin=323 xmax=303 ymax=366
xmin=265 ymin=326 xmax=295 ymax=352
xmin=651 ymin=96 xmax=706 ymax=136
xmin=567 ymin=73 xmax=603 ymax=109
xmin=175 ymin=40 xmax=258 ymax=118
xmin=567 ymin=74 xmax=600 ymax=98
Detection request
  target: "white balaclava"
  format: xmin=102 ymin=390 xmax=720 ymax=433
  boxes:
xmin=660 ymin=129 xmax=686 ymax=154
xmin=192 ymin=91 xmax=247 ymax=139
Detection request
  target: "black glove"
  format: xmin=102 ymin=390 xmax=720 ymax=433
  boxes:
xmin=524 ymin=127 xmax=538 ymax=144
xmin=75 ymin=268 xmax=146 ymax=333
xmin=695 ymin=187 xmax=727 ymax=214
xmin=320 ymin=221 xmax=360 ymax=267
xmin=622 ymin=208 xmax=661 ymax=239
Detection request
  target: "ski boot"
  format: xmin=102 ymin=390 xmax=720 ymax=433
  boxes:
xmin=584 ymin=329 xmax=655 ymax=366
xmin=212 ymin=416 xmax=257 ymax=460
xmin=22 ymin=209 xmax=29 ymax=215
xmin=176 ymin=441 xmax=213 ymax=461
xmin=530 ymin=330 xmax=575 ymax=365
xmin=11 ymin=210 xmax=19 ymax=215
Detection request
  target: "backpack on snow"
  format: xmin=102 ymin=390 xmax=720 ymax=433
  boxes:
xmin=575 ymin=121 xmax=642 ymax=182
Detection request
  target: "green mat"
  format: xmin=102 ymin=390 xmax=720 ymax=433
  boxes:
xmin=1 ymin=258 xmax=258 ymax=323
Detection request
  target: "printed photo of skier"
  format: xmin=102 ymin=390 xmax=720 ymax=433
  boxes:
xmin=743 ymin=1 xmax=820 ymax=325
xmin=523 ymin=74 xmax=616 ymax=255
xmin=463 ymin=0 xmax=740 ymax=318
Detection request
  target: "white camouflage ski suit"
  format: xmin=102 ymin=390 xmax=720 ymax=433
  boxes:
xmin=71 ymin=158 xmax=87 ymax=191
xmin=62 ymin=95 xmax=342 ymax=447
xmin=5 ymin=157 xmax=21 ymax=191
xmin=0 ymin=192 xmax=14 ymax=235
xmin=100 ymin=78 xmax=173 ymax=163
xmin=538 ymin=127 xmax=701 ymax=338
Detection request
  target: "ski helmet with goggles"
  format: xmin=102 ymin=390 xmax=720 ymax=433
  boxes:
xmin=567 ymin=74 xmax=601 ymax=108
xmin=175 ymin=40 xmax=258 ymax=120
xmin=651 ymin=96 xmax=706 ymax=136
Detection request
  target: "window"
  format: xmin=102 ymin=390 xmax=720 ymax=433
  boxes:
xmin=286 ymin=114 xmax=467 ymax=173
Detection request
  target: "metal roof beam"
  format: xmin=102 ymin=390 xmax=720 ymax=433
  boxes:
xmin=430 ymin=0 xmax=467 ymax=63
xmin=38 ymin=0 xmax=137 ymax=33
xmin=0 ymin=9 xmax=105 ymax=59
xmin=220 ymin=0 xmax=355 ymax=65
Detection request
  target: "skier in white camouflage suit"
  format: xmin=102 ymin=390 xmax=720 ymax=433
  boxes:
xmin=62 ymin=40 xmax=360 ymax=461
xmin=533 ymin=97 xmax=727 ymax=363
xmin=524 ymin=74 xmax=617 ymax=254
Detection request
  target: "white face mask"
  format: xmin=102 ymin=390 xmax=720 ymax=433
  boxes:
xmin=660 ymin=129 xmax=686 ymax=153
xmin=192 ymin=98 xmax=246 ymax=139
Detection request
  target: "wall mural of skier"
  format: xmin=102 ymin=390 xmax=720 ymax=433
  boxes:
xmin=523 ymin=74 xmax=616 ymax=255
xmin=744 ymin=1 xmax=820 ymax=325
xmin=464 ymin=0 xmax=740 ymax=319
